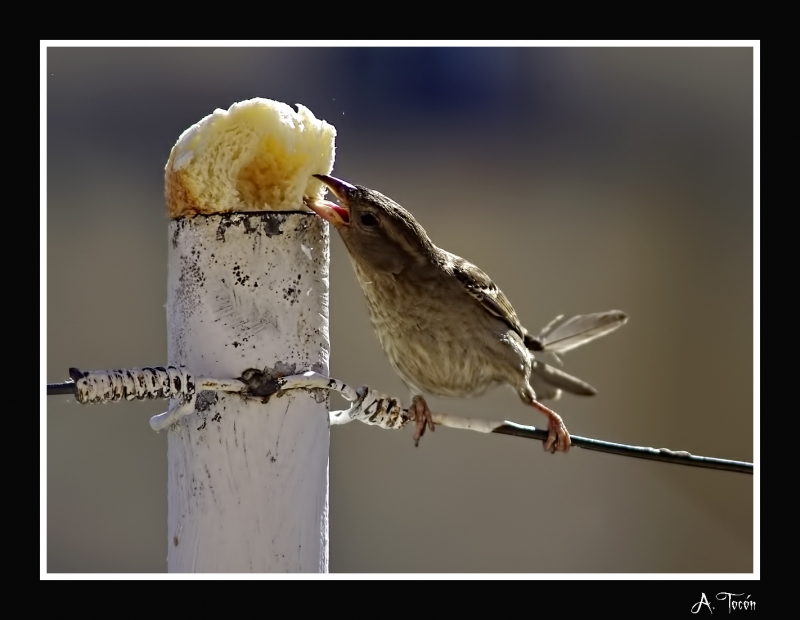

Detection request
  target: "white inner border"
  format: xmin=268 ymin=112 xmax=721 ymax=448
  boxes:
xmin=40 ymin=39 xmax=760 ymax=581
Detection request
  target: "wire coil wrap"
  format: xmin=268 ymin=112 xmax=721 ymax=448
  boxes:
xmin=342 ymin=385 xmax=409 ymax=430
xmin=74 ymin=366 xmax=195 ymax=405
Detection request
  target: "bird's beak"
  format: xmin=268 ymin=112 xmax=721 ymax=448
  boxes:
xmin=306 ymin=174 xmax=355 ymax=227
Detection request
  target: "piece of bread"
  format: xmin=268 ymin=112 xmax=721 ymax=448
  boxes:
xmin=165 ymin=98 xmax=337 ymax=218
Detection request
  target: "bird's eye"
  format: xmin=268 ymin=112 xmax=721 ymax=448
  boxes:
xmin=360 ymin=213 xmax=379 ymax=228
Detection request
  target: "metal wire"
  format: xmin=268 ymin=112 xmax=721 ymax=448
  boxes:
xmin=47 ymin=367 xmax=753 ymax=474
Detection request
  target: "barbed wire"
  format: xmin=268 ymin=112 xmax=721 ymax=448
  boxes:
xmin=47 ymin=366 xmax=753 ymax=475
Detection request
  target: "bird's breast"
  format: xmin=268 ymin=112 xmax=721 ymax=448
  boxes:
xmin=355 ymin=267 xmax=526 ymax=398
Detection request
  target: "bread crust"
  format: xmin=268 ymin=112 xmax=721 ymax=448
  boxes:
xmin=165 ymin=99 xmax=336 ymax=219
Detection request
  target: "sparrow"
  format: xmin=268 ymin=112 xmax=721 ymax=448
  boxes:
xmin=307 ymin=174 xmax=626 ymax=452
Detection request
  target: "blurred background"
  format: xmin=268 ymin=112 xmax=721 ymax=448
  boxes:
xmin=46 ymin=46 xmax=754 ymax=573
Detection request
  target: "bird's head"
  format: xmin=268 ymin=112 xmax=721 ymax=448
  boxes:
xmin=307 ymin=174 xmax=435 ymax=274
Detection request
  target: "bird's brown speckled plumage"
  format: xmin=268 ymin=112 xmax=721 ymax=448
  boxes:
xmin=352 ymin=251 xmax=528 ymax=401
xmin=307 ymin=174 xmax=603 ymax=452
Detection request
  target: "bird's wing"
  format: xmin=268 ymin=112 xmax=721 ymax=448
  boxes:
xmin=448 ymin=255 xmax=526 ymax=339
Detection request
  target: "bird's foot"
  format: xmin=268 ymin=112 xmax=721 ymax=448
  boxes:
xmin=408 ymin=395 xmax=435 ymax=447
xmin=529 ymin=400 xmax=571 ymax=453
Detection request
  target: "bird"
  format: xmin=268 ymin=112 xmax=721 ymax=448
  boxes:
xmin=306 ymin=174 xmax=626 ymax=452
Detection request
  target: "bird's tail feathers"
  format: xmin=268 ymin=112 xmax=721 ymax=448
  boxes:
xmin=529 ymin=369 xmax=562 ymax=401
xmin=531 ymin=360 xmax=597 ymax=396
xmin=526 ymin=310 xmax=628 ymax=354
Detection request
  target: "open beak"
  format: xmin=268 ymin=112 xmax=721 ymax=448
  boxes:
xmin=305 ymin=174 xmax=356 ymax=227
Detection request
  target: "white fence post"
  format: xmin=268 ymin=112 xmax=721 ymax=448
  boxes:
xmin=164 ymin=99 xmax=335 ymax=572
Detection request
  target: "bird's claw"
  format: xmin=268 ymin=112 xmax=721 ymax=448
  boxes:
xmin=408 ymin=395 xmax=435 ymax=447
xmin=529 ymin=399 xmax=571 ymax=453
xmin=543 ymin=412 xmax=571 ymax=453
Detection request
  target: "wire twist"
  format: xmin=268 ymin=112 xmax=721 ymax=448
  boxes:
xmin=332 ymin=385 xmax=410 ymax=430
xmin=73 ymin=366 xmax=195 ymax=405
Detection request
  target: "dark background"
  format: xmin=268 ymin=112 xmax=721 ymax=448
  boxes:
xmin=46 ymin=46 xmax=754 ymax=573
